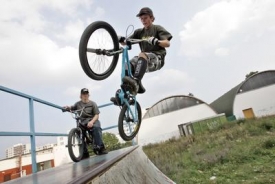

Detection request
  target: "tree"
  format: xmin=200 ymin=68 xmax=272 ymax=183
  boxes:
xmin=102 ymin=132 xmax=133 ymax=151
xmin=245 ymin=71 xmax=258 ymax=79
xmin=102 ymin=132 xmax=120 ymax=150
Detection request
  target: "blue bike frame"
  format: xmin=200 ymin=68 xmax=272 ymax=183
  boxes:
xmin=117 ymin=45 xmax=139 ymax=126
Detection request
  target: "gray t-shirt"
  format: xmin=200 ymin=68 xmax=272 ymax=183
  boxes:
xmin=71 ymin=100 xmax=101 ymax=127
xmin=130 ymin=24 xmax=173 ymax=59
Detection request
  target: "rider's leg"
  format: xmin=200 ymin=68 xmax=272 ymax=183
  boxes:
xmin=133 ymin=52 xmax=148 ymax=80
xmin=125 ymin=56 xmax=137 ymax=77
xmin=92 ymin=126 xmax=103 ymax=146
xmin=123 ymin=53 xmax=147 ymax=94
xmin=111 ymin=56 xmax=143 ymax=105
xmin=92 ymin=121 xmax=107 ymax=154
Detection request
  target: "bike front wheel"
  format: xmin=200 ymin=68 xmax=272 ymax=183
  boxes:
xmin=68 ymin=128 xmax=84 ymax=162
xmin=118 ymin=101 xmax=142 ymax=141
xmin=79 ymin=21 xmax=119 ymax=80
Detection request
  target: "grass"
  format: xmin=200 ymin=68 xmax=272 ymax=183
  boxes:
xmin=143 ymin=116 xmax=275 ymax=184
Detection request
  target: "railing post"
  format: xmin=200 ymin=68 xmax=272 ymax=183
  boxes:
xmin=29 ymin=98 xmax=37 ymax=173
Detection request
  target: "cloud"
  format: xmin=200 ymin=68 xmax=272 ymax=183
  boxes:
xmin=141 ymin=69 xmax=195 ymax=107
xmin=215 ymin=47 xmax=230 ymax=57
xmin=147 ymin=69 xmax=190 ymax=84
xmin=56 ymin=19 xmax=86 ymax=45
xmin=179 ymin=0 xmax=275 ymax=58
xmin=45 ymin=0 xmax=93 ymax=15
xmin=0 ymin=0 xmax=102 ymax=89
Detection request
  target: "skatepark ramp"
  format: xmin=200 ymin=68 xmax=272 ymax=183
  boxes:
xmin=5 ymin=146 xmax=175 ymax=184
xmin=88 ymin=146 xmax=175 ymax=184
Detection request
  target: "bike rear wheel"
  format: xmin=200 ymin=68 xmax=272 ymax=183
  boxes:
xmin=79 ymin=21 xmax=119 ymax=80
xmin=118 ymin=101 xmax=142 ymax=141
xmin=68 ymin=128 xmax=84 ymax=162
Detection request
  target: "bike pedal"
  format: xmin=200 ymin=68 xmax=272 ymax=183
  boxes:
xmin=121 ymin=83 xmax=133 ymax=94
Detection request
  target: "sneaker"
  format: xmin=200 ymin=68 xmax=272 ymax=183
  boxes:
xmin=98 ymin=148 xmax=108 ymax=155
xmin=137 ymin=80 xmax=146 ymax=94
xmin=110 ymin=97 xmax=119 ymax=106
xmin=122 ymin=76 xmax=139 ymax=95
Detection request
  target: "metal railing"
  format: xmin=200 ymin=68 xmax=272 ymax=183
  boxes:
xmin=0 ymin=85 xmax=115 ymax=173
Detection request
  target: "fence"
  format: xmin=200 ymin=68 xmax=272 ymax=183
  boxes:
xmin=178 ymin=113 xmax=228 ymax=136
xmin=0 ymin=85 xmax=116 ymax=173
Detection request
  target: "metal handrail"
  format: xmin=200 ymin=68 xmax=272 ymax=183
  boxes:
xmin=0 ymin=85 xmax=115 ymax=173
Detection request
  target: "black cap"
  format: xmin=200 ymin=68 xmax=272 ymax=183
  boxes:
xmin=136 ymin=7 xmax=154 ymax=17
xmin=80 ymin=88 xmax=89 ymax=94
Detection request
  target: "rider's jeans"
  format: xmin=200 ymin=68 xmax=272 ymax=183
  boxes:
xmin=91 ymin=126 xmax=104 ymax=147
xmin=82 ymin=119 xmax=104 ymax=153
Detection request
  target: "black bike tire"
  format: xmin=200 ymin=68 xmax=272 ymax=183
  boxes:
xmin=68 ymin=128 xmax=84 ymax=162
xmin=79 ymin=21 xmax=119 ymax=80
xmin=118 ymin=101 xmax=142 ymax=141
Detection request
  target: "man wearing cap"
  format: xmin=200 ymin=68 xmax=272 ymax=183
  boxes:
xmin=116 ymin=7 xmax=172 ymax=96
xmin=64 ymin=88 xmax=107 ymax=158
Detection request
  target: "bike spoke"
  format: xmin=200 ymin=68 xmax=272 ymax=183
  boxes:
xmin=122 ymin=105 xmax=139 ymax=137
xmin=71 ymin=132 xmax=82 ymax=157
xmin=86 ymin=28 xmax=114 ymax=75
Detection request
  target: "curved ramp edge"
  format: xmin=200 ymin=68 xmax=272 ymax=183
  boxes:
xmin=88 ymin=147 xmax=176 ymax=184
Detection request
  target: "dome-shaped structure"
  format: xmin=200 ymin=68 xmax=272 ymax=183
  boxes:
xmin=143 ymin=95 xmax=207 ymax=119
xmin=139 ymin=95 xmax=217 ymax=145
xmin=211 ymin=70 xmax=275 ymax=118
xmin=237 ymin=70 xmax=275 ymax=93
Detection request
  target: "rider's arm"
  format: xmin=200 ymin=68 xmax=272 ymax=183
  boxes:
xmin=158 ymin=39 xmax=170 ymax=48
xmin=63 ymin=103 xmax=77 ymax=111
xmin=157 ymin=25 xmax=172 ymax=48
xmin=87 ymin=114 xmax=99 ymax=128
xmin=63 ymin=105 xmax=72 ymax=110
xmin=87 ymin=102 xmax=100 ymax=128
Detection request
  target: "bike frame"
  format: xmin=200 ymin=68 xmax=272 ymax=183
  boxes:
xmin=69 ymin=108 xmax=93 ymax=145
xmin=117 ymin=44 xmax=139 ymax=125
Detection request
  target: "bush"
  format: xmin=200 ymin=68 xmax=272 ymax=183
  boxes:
xmin=263 ymin=139 xmax=275 ymax=149
xmin=237 ymin=118 xmax=246 ymax=125
xmin=260 ymin=121 xmax=273 ymax=131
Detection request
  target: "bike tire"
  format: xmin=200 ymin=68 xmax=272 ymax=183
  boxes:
xmin=79 ymin=21 xmax=119 ymax=80
xmin=118 ymin=101 xmax=142 ymax=141
xmin=68 ymin=128 xmax=84 ymax=162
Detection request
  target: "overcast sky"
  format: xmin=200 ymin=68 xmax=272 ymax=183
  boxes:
xmin=1 ymin=0 xmax=275 ymax=159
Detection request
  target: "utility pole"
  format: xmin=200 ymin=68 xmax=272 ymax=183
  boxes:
xmin=19 ymin=145 xmax=23 ymax=177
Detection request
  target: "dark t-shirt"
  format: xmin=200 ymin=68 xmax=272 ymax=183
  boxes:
xmin=130 ymin=24 xmax=173 ymax=59
xmin=71 ymin=100 xmax=100 ymax=122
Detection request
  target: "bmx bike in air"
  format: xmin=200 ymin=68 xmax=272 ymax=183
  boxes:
xmin=78 ymin=21 xmax=147 ymax=141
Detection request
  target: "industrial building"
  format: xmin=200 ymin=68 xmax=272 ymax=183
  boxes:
xmin=0 ymin=137 xmax=71 ymax=183
xmin=5 ymin=144 xmax=31 ymax=159
xmin=138 ymin=95 xmax=218 ymax=145
xmin=211 ymin=70 xmax=275 ymax=119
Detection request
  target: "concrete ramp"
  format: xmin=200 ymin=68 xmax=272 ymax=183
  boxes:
xmin=89 ymin=147 xmax=175 ymax=184
xmin=5 ymin=146 xmax=175 ymax=184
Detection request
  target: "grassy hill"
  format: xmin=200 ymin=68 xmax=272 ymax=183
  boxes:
xmin=143 ymin=116 xmax=275 ymax=184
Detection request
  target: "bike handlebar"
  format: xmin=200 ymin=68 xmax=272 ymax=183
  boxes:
xmin=89 ymin=38 xmax=146 ymax=57
xmin=61 ymin=105 xmax=93 ymax=118
xmin=126 ymin=38 xmax=146 ymax=44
